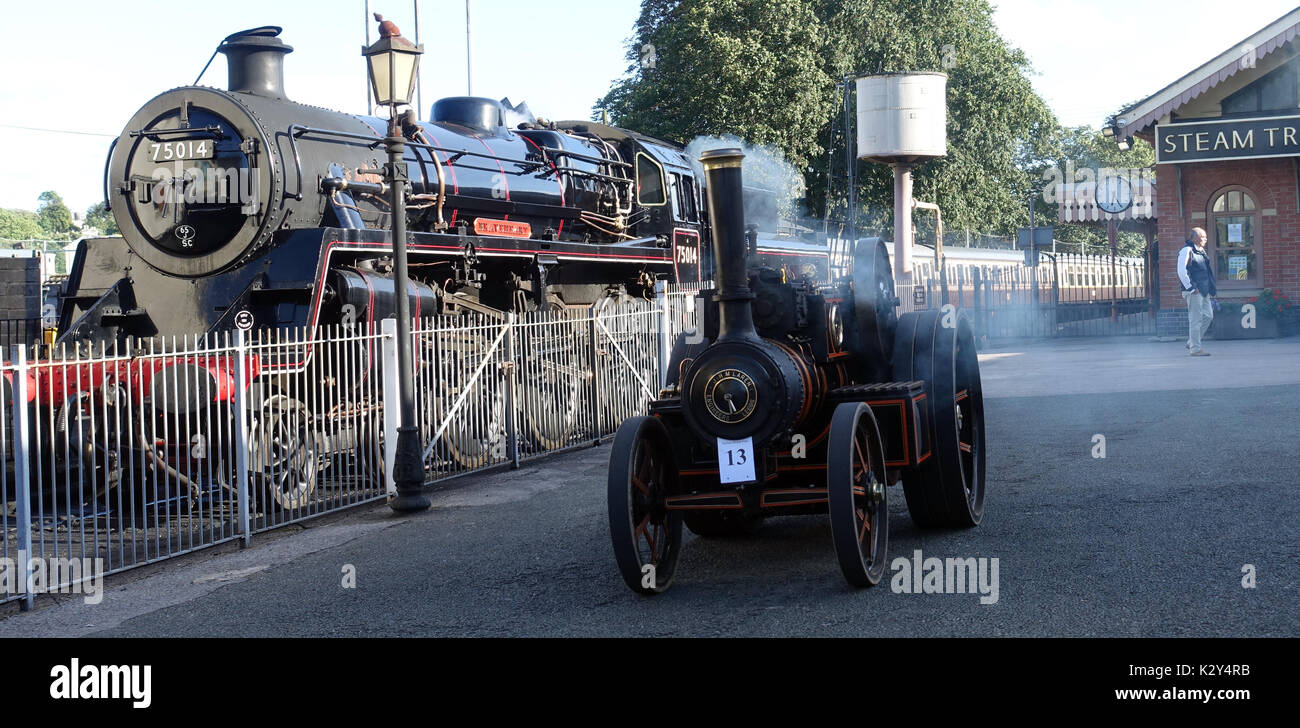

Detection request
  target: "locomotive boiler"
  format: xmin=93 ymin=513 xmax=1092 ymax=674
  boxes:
xmin=607 ymin=149 xmax=988 ymax=593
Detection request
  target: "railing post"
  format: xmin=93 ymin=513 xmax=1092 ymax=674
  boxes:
xmin=503 ymin=312 xmax=520 ymax=469
xmin=589 ymin=307 xmax=602 ymax=444
xmin=233 ymin=329 xmax=252 ymax=547
xmin=1051 ymin=256 xmax=1061 ymax=339
xmin=655 ymin=280 xmax=670 ymax=392
xmin=380 ymin=317 xmax=400 ymax=496
xmin=11 ymin=345 xmax=34 ymax=610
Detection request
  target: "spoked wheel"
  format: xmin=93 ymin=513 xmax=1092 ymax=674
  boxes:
xmin=521 ymin=298 xmax=582 ymax=450
xmin=683 ymin=511 xmax=763 ymax=538
xmin=827 ymin=402 xmax=889 ymax=587
xmin=892 ymin=309 xmax=986 ymax=527
xmin=248 ymin=394 xmax=321 ymax=511
xmin=608 ymin=416 xmax=682 ymax=595
xmin=594 ymin=295 xmax=658 ymax=434
xmin=439 ymin=381 xmax=508 ymax=469
xmin=357 ymin=407 xmax=387 ymax=489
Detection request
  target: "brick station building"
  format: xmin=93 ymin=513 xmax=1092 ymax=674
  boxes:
xmin=1111 ymin=8 xmax=1300 ymax=336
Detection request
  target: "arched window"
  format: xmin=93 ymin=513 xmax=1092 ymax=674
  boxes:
xmin=1208 ymin=186 xmax=1261 ymax=288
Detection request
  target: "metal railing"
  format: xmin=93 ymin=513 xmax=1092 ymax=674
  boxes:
xmin=2 ymin=284 xmax=704 ymax=607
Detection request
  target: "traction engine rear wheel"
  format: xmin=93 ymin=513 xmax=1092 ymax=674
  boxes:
xmin=827 ymin=402 xmax=889 ymax=587
xmin=891 ymin=309 xmax=986 ymax=527
xmin=608 ymin=416 xmax=682 ymax=595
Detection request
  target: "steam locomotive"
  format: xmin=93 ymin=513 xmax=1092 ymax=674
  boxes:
xmin=60 ymin=25 xmax=828 ymax=347
xmin=607 ymin=149 xmax=987 ymax=592
xmin=27 ymin=24 xmax=831 ymax=511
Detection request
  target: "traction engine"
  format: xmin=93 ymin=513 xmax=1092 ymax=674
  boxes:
xmin=607 ymin=148 xmax=988 ymax=593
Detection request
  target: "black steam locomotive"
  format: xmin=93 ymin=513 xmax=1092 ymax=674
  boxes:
xmin=31 ymin=24 xmax=832 ymax=511
xmin=607 ymin=149 xmax=987 ymax=593
xmin=60 ymin=25 xmax=828 ymax=347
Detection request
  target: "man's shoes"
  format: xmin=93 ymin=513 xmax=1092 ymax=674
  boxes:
xmin=1186 ymin=341 xmax=1192 ymax=349
xmin=1190 ymin=349 xmax=1211 ymax=356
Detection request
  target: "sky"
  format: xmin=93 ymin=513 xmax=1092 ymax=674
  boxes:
xmin=1 ymin=0 xmax=1298 ymax=216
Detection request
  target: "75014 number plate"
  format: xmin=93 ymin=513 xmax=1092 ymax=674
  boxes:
xmin=147 ymin=139 xmax=216 ymax=162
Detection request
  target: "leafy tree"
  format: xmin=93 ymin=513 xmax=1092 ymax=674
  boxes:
xmin=819 ymin=0 xmax=1057 ymax=240
xmin=596 ymin=0 xmax=837 ymax=171
xmin=598 ymin=0 xmax=1060 ymax=244
xmin=0 ymin=208 xmax=45 ymax=241
xmin=37 ymin=190 xmax=75 ymax=238
xmin=85 ymin=201 xmax=119 ymax=236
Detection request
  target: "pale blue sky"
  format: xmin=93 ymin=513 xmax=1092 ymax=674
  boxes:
xmin=1 ymin=0 xmax=1297 ymax=215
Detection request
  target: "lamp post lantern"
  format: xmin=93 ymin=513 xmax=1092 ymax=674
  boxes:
xmin=365 ymin=13 xmax=430 ymax=513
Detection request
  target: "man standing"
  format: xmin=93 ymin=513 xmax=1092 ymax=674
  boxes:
xmin=1177 ymin=227 xmax=1217 ymax=356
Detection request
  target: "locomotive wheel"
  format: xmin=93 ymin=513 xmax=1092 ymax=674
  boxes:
xmin=248 ymin=394 xmax=321 ymax=511
xmin=593 ymin=293 xmax=657 ymax=435
xmin=439 ymin=382 xmax=508 ymax=469
xmin=683 ymin=511 xmax=763 ymax=538
xmin=827 ymin=402 xmax=889 ymax=587
xmin=608 ymin=416 xmax=682 ymax=595
xmin=891 ymin=309 xmax=986 ymax=528
xmin=846 ymin=238 xmax=900 ymax=379
xmin=358 ymin=408 xmax=387 ymax=490
xmin=522 ymin=298 xmax=581 ymax=451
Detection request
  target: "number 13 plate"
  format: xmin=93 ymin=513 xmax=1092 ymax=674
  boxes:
xmin=717 ymin=437 xmax=756 ymax=484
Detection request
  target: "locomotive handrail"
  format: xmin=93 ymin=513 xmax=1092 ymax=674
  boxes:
xmin=286 ymin=123 xmax=633 ymax=203
xmin=537 ymin=146 xmax=634 ymax=169
xmin=102 ymin=137 xmax=118 ymax=211
xmin=127 ymin=126 xmax=225 ymax=140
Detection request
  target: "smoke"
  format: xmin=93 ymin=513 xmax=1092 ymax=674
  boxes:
xmin=684 ymin=135 xmax=806 ymax=220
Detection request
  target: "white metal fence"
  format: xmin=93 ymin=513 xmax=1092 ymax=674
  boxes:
xmin=1 ymin=283 xmax=704 ymax=608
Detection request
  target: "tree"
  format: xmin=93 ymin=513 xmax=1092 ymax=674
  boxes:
xmin=0 ymin=209 xmax=45 ymax=241
xmin=597 ymin=0 xmax=1059 ymax=243
xmin=37 ymin=190 xmax=75 ymax=238
xmin=85 ymin=201 xmax=119 ymax=236
xmin=819 ymin=0 xmax=1058 ymax=239
xmin=596 ymin=0 xmax=837 ymax=171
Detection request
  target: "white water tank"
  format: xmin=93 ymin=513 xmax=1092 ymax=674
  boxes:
xmin=855 ymin=73 xmax=947 ymax=163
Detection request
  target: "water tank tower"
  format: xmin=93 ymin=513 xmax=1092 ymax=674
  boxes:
xmin=855 ymin=72 xmax=948 ymax=280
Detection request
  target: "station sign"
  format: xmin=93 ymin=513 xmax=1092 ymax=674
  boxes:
xmin=1155 ymin=114 xmax=1300 ymax=164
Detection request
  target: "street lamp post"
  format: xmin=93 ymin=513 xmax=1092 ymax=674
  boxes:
xmin=364 ymin=13 xmax=430 ymax=513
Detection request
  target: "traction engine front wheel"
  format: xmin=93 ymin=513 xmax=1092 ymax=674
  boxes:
xmin=827 ymin=401 xmax=890 ymax=587
xmin=607 ymin=416 xmax=682 ymax=595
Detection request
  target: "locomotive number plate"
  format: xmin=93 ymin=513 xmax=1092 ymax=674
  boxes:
xmin=717 ymin=437 xmax=756 ymax=484
xmin=147 ymin=139 xmax=216 ymax=162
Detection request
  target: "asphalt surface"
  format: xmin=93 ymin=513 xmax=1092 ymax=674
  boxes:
xmin=3 ymin=338 xmax=1297 ymax=637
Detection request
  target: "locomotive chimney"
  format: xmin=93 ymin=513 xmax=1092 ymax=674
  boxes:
xmin=218 ymin=27 xmax=293 ymax=100
xmin=700 ymin=148 xmax=757 ymax=342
